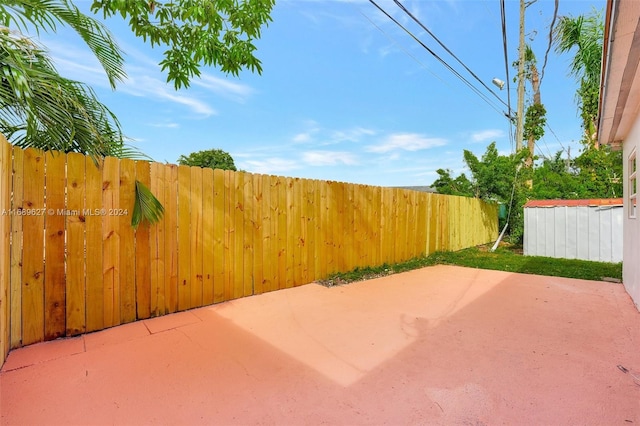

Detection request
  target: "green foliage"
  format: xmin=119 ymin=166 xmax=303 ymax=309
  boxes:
xmin=432 ymin=143 xmax=528 ymax=243
xmin=132 ymin=180 xmax=165 ymax=228
xmin=431 ymin=169 xmax=473 ymax=197
xmin=573 ymin=144 xmax=623 ymax=198
xmin=0 ymin=29 xmax=134 ymax=161
xmin=178 ymin=148 xmax=237 ymax=171
xmin=1 ymin=2 xmax=163 ymax=227
xmin=91 ymin=0 xmax=275 ymax=89
xmin=462 ymin=142 xmax=528 ymax=202
xmin=554 ymin=9 xmax=604 ymax=142
xmin=320 ymin=244 xmax=622 ymax=285
xmin=523 ymin=103 xmax=547 ymax=142
xmin=0 ymin=0 xmax=125 ymax=88
xmin=431 ymin=246 xmax=622 ymax=281
xmin=531 ymin=153 xmax=581 ymax=199
xmin=432 ymin=139 xmax=624 ymax=244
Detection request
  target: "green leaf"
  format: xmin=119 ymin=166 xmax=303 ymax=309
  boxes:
xmin=131 ymin=180 xmax=165 ymax=229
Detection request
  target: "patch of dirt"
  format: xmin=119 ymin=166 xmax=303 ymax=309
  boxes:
xmin=319 ymin=269 xmax=395 ymax=287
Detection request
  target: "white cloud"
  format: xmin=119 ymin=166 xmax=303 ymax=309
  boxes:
xmin=367 ymin=133 xmax=447 ymax=153
xmin=47 ymin=38 xmax=219 ymax=116
xmin=302 ymin=151 xmax=358 ymax=166
xmin=292 ymin=120 xmax=321 ymax=143
xmin=330 ymin=127 xmax=376 ymax=142
xmin=120 ymin=75 xmax=217 ymax=116
xmin=148 ymin=122 xmax=180 ymax=128
xmin=241 ymin=158 xmax=301 ymax=174
xmin=471 ymin=129 xmax=505 ymax=143
xmin=293 ymin=133 xmax=311 ymax=143
xmin=192 ymin=73 xmax=254 ymax=102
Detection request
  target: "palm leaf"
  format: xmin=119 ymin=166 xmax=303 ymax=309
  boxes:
xmin=0 ymin=30 xmax=128 ymax=162
xmin=132 ymin=180 xmax=164 ymax=229
xmin=0 ymin=0 xmax=125 ymax=88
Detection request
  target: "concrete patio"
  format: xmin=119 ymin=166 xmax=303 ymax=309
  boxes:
xmin=1 ymin=265 xmax=639 ymax=425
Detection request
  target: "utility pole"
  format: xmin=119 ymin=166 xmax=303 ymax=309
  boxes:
xmin=516 ymin=0 xmax=526 ymax=152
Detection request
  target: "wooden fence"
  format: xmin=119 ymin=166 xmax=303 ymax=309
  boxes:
xmin=0 ymin=139 xmax=498 ymax=367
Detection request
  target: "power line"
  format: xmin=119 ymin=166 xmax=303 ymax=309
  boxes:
xmin=499 ymin=0 xmax=515 ymax=151
xmin=392 ymin=0 xmax=509 ymax=110
xmin=357 ymin=9 xmax=447 ymax=86
xmin=545 ymin=123 xmax=566 ymax=153
xmin=366 ymin=0 xmax=506 ymax=118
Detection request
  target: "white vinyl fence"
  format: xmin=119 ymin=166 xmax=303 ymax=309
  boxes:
xmin=523 ymin=199 xmax=623 ymax=263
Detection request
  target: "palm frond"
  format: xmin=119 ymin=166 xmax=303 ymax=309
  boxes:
xmin=0 ymin=30 xmax=126 ymax=162
xmin=132 ymin=180 xmax=164 ymax=229
xmin=0 ymin=0 xmax=125 ymax=87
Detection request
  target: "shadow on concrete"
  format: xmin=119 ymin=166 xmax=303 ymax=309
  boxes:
xmin=1 ymin=265 xmax=639 ymax=425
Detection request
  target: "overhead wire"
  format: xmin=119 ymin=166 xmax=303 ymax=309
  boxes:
xmin=545 ymin=123 xmax=566 ymax=152
xmin=499 ymin=0 xmax=515 ymax=151
xmin=357 ymin=9 xmax=448 ymax=85
xmin=392 ymin=0 xmax=509 ymax=110
xmin=366 ymin=0 xmax=506 ymax=118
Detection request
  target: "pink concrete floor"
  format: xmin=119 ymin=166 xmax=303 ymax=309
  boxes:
xmin=1 ymin=265 xmax=640 ymax=425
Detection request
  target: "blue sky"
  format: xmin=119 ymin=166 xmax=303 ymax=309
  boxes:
xmin=39 ymin=0 xmax=604 ymax=187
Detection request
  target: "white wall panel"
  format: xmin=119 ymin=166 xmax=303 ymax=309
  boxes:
xmin=524 ymin=204 xmax=622 ymax=263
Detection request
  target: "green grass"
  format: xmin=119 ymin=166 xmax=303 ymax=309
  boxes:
xmin=320 ymin=244 xmax=623 ymax=286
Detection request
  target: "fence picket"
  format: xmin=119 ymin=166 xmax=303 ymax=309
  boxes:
xmin=252 ymin=174 xmax=264 ymax=294
xmin=102 ymin=156 xmax=120 ymax=328
xmin=260 ymin=174 xmax=274 ymax=293
xmin=65 ymin=153 xmax=86 ymax=335
xmin=202 ymin=167 xmax=214 ymax=305
xmin=223 ymin=171 xmax=233 ymax=300
xmin=135 ymin=161 xmax=152 ymax=319
xmin=190 ymin=166 xmax=203 ymax=308
xmin=150 ymin=162 xmax=164 ymax=316
xmin=233 ymin=172 xmax=244 ymax=299
xmin=10 ymin=147 xmax=23 ymax=348
xmin=165 ymin=164 xmax=179 ymax=314
xmin=21 ymin=148 xmax=45 ymax=345
xmin=85 ymin=160 xmax=104 ymax=332
xmin=1 ymin=140 xmax=11 ymax=359
xmin=242 ymin=173 xmax=254 ymax=297
xmin=118 ymin=159 xmax=136 ymax=324
xmin=213 ymin=169 xmax=225 ymax=303
xmin=276 ymin=176 xmax=287 ymax=289
xmin=177 ymin=165 xmax=191 ymax=311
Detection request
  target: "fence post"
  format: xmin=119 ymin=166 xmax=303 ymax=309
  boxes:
xmin=0 ymin=136 xmax=11 ymax=367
